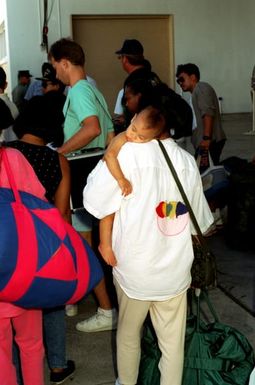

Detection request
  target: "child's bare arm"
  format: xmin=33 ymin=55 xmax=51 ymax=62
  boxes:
xmin=98 ymin=214 xmax=117 ymax=267
xmin=104 ymin=132 xmax=132 ymax=196
xmin=105 ymin=131 xmax=128 ymax=158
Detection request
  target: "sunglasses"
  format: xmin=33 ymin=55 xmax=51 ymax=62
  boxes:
xmin=177 ymin=76 xmax=185 ymax=85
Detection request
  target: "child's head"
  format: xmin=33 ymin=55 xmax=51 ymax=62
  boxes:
xmin=126 ymin=106 xmax=166 ymax=143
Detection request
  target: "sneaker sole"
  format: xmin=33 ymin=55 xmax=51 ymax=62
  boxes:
xmin=51 ymin=370 xmax=75 ymax=385
xmin=76 ymin=324 xmax=117 ymax=333
xmin=65 ymin=311 xmax=78 ymax=317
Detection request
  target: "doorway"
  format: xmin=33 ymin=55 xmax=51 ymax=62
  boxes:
xmin=72 ymin=15 xmax=174 ymax=114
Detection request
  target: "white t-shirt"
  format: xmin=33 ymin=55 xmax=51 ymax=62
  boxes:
xmin=114 ymin=88 xmax=124 ymax=115
xmin=83 ymin=138 xmax=213 ymax=301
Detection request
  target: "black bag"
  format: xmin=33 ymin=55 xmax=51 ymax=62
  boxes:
xmin=225 ymin=162 xmax=255 ymax=251
xmin=191 ymin=237 xmax=217 ymax=290
xmin=68 ymin=149 xmax=104 ymax=210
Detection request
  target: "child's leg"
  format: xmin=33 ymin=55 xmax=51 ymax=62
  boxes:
xmin=13 ymin=309 xmax=44 ymax=385
xmin=99 ymin=214 xmax=117 ymax=266
xmin=0 ymin=317 xmax=18 ymax=385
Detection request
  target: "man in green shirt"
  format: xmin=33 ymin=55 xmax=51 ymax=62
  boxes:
xmin=49 ymin=38 xmax=117 ymax=332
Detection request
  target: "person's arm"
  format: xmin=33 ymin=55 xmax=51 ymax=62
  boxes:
xmin=54 ymin=154 xmax=71 ymax=223
xmin=98 ymin=214 xmax=117 ymax=267
xmin=0 ymin=99 xmax=14 ymax=130
xmin=106 ymin=130 xmax=115 ymax=147
xmin=58 ymin=115 xmax=101 ymax=155
xmin=200 ymin=114 xmax=213 ymax=149
xmin=83 ymin=146 xmax=131 ymax=219
xmin=104 ymin=131 xmax=132 ymax=196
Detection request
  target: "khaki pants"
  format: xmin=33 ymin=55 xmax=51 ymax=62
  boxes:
xmin=114 ymin=279 xmax=187 ymax=385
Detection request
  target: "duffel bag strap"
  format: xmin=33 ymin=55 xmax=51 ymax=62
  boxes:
xmin=192 ymin=289 xmax=219 ymax=325
xmin=0 ymin=147 xmax=21 ymax=203
xmin=184 ymin=356 xmax=232 ymax=371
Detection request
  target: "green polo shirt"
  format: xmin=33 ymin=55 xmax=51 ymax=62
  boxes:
xmin=63 ymin=80 xmax=113 ymax=152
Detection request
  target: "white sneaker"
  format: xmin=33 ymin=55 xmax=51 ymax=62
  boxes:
xmin=65 ymin=304 xmax=78 ymax=317
xmin=115 ymin=379 xmax=121 ymax=385
xmin=76 ymin=307 xmax=118 ymax=332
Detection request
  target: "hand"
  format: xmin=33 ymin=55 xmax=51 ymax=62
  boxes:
xmin=112 ymin=115 xmax=125 ymax=125
xmin=197 ymin=147 xmax=209 ymax=171
xmin=199 ymin=138 xmax=211 ymax=150
xmin=98 ymin=243 xmax=117 ymax=267
xmin=118 ymin=177 xmax=132 ymax=196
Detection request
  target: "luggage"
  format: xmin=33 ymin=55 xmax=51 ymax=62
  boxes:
xmin=137 ymin=290 xmax=255 ymax=385
xmin=197 ymin=152 xmax=229 ymax=201
xmin=182 ymin=290 xmax=255 ymax=385
xmin=0 ymin=147 xmax=104 ymax=308
xmin=137 ymin=316 xmax=161 ymax=385
xmin=68 ymin=149 xmax=104 ymax=210
xmin=225 ymin=161 xmax=255 ymax=251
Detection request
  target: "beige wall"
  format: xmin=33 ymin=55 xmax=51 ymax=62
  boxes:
xmin=72 ymin=15 xmax=173 ymax=113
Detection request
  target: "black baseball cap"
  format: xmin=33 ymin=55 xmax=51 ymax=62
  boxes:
xmin=36 ymin=63 xmax=56 ymax=82
xmin=18 ymin=70 xmax=32 ymax=78
xmin=115 ymin=39 xmax=144 ymax=55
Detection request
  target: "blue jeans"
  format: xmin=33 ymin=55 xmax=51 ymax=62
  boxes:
xmin=43 ymin=306 xmax=67 ymax=369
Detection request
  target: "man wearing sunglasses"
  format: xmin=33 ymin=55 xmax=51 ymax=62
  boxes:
xmin=176 ymin=63 xmax=226 ymax=165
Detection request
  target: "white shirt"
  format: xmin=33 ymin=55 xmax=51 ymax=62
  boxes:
xmin=114 ymin=89 xmax=124 ymax=115
xmin=83 ymin=139 xmax=213 ymax=300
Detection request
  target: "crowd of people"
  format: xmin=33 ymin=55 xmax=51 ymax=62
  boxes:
xmin=0 ymin=37 xmax=227 ymax=385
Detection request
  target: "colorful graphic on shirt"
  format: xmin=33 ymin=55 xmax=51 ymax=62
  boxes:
xmin=156 ymin=201 xmax=189 ymax=236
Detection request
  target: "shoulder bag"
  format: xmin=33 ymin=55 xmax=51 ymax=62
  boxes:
xmin=157 ymin=139 xmax=217 ymax=289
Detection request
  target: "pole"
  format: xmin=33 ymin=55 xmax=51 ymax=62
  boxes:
xmin=244 ymin=89 xmax=255 ymax=135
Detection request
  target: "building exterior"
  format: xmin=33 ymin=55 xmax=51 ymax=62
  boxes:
xmin=1 ymin=0 xmax=255 ymax=114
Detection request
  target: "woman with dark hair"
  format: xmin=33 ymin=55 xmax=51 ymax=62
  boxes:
xmin=124 ymin=76 xmax=193 ymax=140
xmin=6 ymin=96 xmax=75 ymax=384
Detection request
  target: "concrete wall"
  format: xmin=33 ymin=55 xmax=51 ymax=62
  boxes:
xmin=4 ymin=0 xmax=255 ymax=113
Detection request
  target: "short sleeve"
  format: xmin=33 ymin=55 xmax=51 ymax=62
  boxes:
xmin=83 ymin=160 xmax=123 ymax=219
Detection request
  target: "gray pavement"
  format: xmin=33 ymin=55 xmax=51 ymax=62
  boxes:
xmin=45 ymin=113 xmax=255 ymax=385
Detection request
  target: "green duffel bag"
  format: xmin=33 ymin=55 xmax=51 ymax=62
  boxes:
xmin=182 ymin=290 xmax=255 ymax=385
xmin=137 ymin=316 xmax=161 ymax=385
xmin=137 ymin=290 xmax=254 ymax=385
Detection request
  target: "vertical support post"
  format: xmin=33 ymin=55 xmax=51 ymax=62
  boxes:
xmin=244 ymin=89 xmax=255 ymax=135
xmin=253 ymin=89 xmax=255 ymax=133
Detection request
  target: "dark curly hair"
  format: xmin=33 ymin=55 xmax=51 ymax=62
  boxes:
xmin=13 ymin=94 xmax=64 ymax=145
